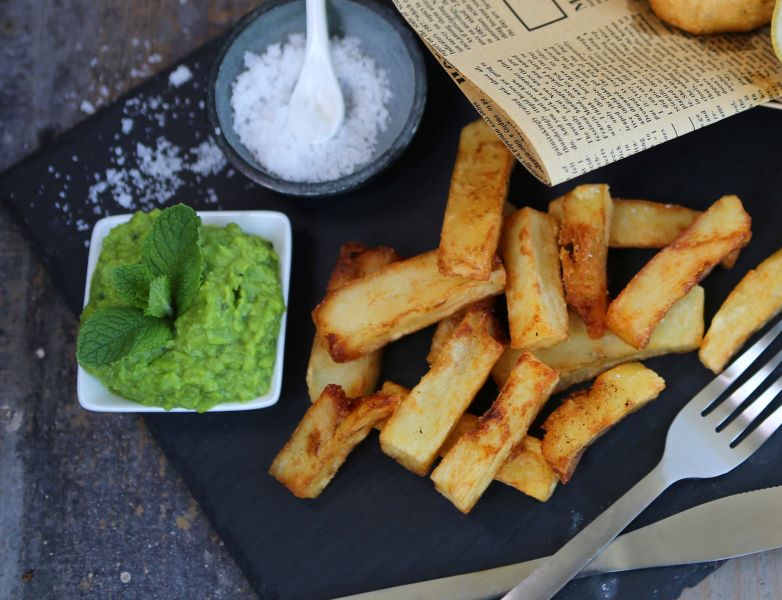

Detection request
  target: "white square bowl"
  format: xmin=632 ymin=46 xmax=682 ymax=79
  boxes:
xmin=76 ymin=210 xmax=292 ymax=412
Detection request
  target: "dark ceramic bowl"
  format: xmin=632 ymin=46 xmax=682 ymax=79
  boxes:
xmin=207 ymin=0 xmax=427 ymax=197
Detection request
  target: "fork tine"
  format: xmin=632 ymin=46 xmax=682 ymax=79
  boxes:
xmin=722 ymin=374 xmax=782 ymax=442
xmin=693 ymin=318 xmax=782 ymax=413
xmin=735 ymin=392 xmax=782 ymax=453
xmin=706 ymin=346 xmax=782 ymax=426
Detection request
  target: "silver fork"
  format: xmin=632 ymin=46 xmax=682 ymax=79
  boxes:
xmin=504 ymin=317 xmax=782 ymax=600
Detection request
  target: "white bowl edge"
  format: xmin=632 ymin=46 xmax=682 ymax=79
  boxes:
xmin=76 ymin=210 xmax=292 ymax=413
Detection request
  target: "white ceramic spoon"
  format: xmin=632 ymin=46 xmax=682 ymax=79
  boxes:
xmin=287 ymin=0 xmax=345 ymax=143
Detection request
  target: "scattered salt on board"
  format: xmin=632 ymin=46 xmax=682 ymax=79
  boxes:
xmin=230 ymin=33 xmax=391 ymax=183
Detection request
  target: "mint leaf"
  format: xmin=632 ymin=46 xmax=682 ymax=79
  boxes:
xmin=142 ymin=204 xmax=203 ymax=315
xmin=77 ymin=307 xmax=172 ymax=367
xmin=110 ymin=264 xmax=153 ymax=308
xmin=146 ymin=275 xmax=173 ymax=318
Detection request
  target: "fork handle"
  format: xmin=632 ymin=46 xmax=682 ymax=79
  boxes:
xmin=502 ymin=463 xmax=673 ymax=600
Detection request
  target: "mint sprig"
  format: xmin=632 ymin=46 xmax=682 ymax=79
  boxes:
xmin=146 ymin=275 xmax=174 ymax=318
xmin=111 ymin=264 xmax=153 ymax=308
xmin=142 ymin=204 xmax=203 ymax=315
xmin=77 ymin=307 xmax=172 ymax=367
xmin=78 ymin=204 xmax=203 ymax=369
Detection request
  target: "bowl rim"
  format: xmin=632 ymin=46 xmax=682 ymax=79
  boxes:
xmin=206 ymin=0 xmax=427 ymax=198
xmin=76 ymin=209 xmax=292 ymax=413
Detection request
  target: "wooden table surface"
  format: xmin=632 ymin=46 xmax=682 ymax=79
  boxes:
xmin=1 ymin=1 xmax=780 ymax=598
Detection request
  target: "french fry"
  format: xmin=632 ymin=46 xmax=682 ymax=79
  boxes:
xmin=431 ymin=352 xmax=558 ymax=513
xmin=379 ymin=310 xmax=504 ymax=476
xmin=307 ymin=244 xmax=400 ymax=401
xmin=493 ymin=286 xmax=704 ymax=391
xmin=426 ymin=298 xmax=496 ymax=366
xmin=313 ymin=250 xmax=506 ymax=362
xmin=382 ymin=384 xmax=559 ymax=502
xmin=495 ymin=436 xmax=558 ymax=502
xmin=269 ymin=385 xmax=398 ymax=499
xmin=427 ymin=311 xmax=466 ymax=367
xmin=550 ymin=197 xmax=739 ymax=268
xmin=549 ymin=197 xmax=698 ymax=248
xmin=380 ymin=381 xmax=411 ymax=401
xmin=606 ymin=195 xmax=751 ymax=349
xmin=559 ymin=184 xmax=612 ymax=338
xmin=503 ymin=207 xmax=568 ymax=350
xmin=437 ymin=120 xmax=515 ymax=280
xmin=700 ymin=248 xmax=782 ymax=373
xmin=542 ymin=363 xmax=665 ymax=483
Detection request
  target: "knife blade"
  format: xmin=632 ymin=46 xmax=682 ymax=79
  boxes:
xmin=334 ymin=486 xmax=782 ymax=600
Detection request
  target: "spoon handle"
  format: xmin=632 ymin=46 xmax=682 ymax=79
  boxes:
xmin=305 ymin=0 xmax=329 ymax=57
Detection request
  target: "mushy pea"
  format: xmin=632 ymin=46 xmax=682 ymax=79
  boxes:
xmin=82 ymin=210 xmax=285 ymax=411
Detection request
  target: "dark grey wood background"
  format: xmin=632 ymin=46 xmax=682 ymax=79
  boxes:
xmin=1 ymin=1 xmax=780 ymax=599
xmin=0 ymin=1 xmax=259 ymax=598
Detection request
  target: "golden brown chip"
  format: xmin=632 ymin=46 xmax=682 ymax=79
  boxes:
xmin=385 ymin=384 xmax=559 ymax=502
xmin=497 ymin=436 xmax=558 ymax=502
xmin=503 ymin=207 xmax=568 ymax=350
xmin=700 ymin=247 xmax=782 ymax=373
xmin=550 ymin=197 xmax=697 ymax=248
xmin=269 ymin=385 xmax=398 ymax=499
xmin=541 ymin=363 xmax=665 ymax=483
xmin=549 ymin=197 xmax=738 ymax=268
xmin=606 ymin=195 xmax=751 ymax=349
xmin=307 ymin=244 xmax=400 ymax=401
xmin=493 ymin=286 xmax=704 ymax=392
xmin=431 ymin=352 xmax=558 ymax=513
xmin=313 ymin=250 xmax=506 ymax=362
xmin=426 ymin=298 xmax=497 ymax=366
xmin=437 ymin=120 xmax=515 ymax=280
xmin=558 ymin=184 xmax=612 ymax=339
xmin=379 ymin=309 xmax=504 ymax=476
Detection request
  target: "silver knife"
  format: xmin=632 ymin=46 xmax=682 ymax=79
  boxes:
xmin=335 ymin=486 xmax=782 ymax=600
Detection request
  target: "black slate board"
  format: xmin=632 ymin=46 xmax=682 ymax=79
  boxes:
xmin=4 ymin=25 xmax=782 ymax=600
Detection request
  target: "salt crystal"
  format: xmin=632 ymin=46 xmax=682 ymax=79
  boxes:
xmin=230 ymin=33 xmax=391 ymax=183
xmin=148 ymin=53 xmax=162 ymax=64
xmin=189 ymin=140 xmax=227 ymax=176
xmin=35 ymin=348 xmax=46 ymax=359
xmin=80 ymin=100 xmax=96 ymax=115
xmin=99 ymin=85 xmax=109 ymax=97
xmin=86 ymin=137 xmax=225 ymax=211
xmin=121 ymin=118 xmax=134 ymax=135
xmin=169 ymin=65 xmax=193 ymax=88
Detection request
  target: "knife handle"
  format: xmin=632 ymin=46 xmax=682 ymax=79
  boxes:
xmin=502 ymin=463 xmax=672 ymax=600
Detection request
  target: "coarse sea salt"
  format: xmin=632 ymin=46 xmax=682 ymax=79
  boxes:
xmin=230 ymin=33 xmax=391 ymax=183
xmin=169 ymin=65 xmax=193 ymax=87
xmin=49 ymin=61 xmax=226 ymax=242
xmin=86 ymin=136 xmax=227 ymax=211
